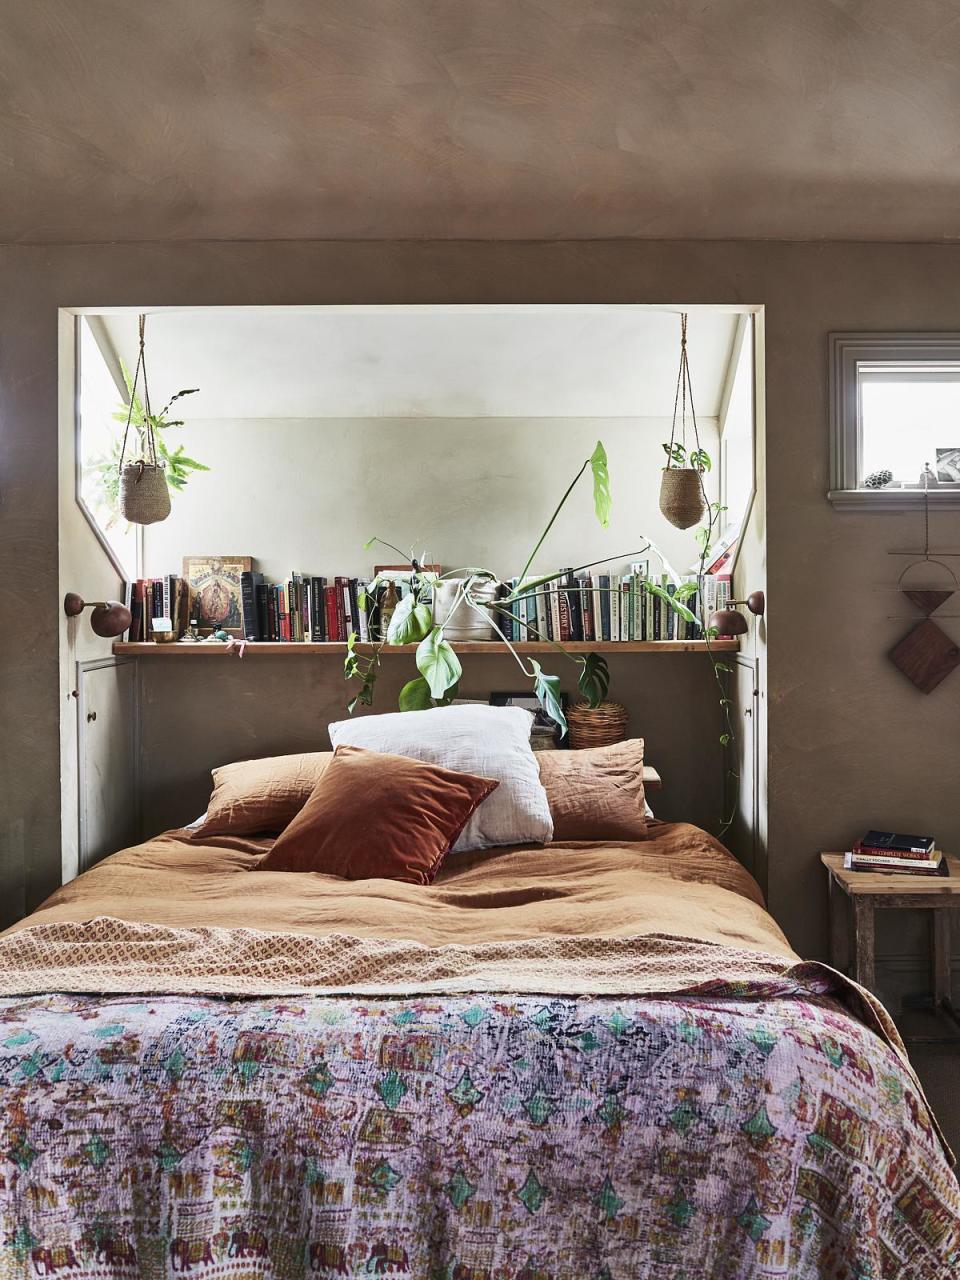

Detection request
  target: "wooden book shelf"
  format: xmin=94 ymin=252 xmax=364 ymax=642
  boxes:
xmin=113 ymin=639 xmax=739 ymax=657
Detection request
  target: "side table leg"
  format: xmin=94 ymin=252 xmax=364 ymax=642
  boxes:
xmin=852 ymin=899 xmax=876 ymax=992
xmin=932 ymin=912 xmax=952 ymax=1012
xmin=828 ymin=876 xmax=850 ymax=974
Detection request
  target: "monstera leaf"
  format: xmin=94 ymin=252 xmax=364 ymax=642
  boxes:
xmin=530 ymin=660 xmax=567 ymax=737
xmin=415 ymin=627 xmax=463 ymax=700
xmin=590 ymin=440 xmax=611 ymax=528
xmin=387 ymin=595 xmax=434 ymax=646
xmin=577 ymin=652 xmax=610 ymax=709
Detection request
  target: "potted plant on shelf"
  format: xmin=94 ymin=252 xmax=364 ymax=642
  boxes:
xmin=344 ymin=441 xmax=702 ymax=740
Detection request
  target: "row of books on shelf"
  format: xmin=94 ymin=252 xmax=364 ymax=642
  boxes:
xmin=122 ymin=565 xmax=732 ymax=645
xmin=498 ymin=566 xmax=731 ymax=644
xmin=843 ymin=830 xmax=949 ymax=877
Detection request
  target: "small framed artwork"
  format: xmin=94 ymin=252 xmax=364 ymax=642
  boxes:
xmin=182 ymin=555 xmax=252 ymax=634
xmin=490 ymin=690 xmax=568 ymax=749
xmin=936 ymin=447 xmax=960 ymax=483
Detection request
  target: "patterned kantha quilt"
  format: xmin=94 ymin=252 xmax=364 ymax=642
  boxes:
xmin=0 ymin=825 xmax=957 ymax=1279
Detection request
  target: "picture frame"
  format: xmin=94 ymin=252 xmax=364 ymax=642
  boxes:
xmin=182 ymin=555 xmax=252 ymax=635
xmin=936 ymin=447 xmax=960 ymax=483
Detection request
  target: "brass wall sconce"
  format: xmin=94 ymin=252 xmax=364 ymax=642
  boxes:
xmin=63 ymin=592 xmax=132 ymax=638
xmin=709 ymin=590 xmax=765 ymax=637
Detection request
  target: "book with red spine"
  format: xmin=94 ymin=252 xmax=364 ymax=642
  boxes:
xmin=853 ymin=841 xmax=936 ymax=861
xmin=324 ymin=586 xmax=339 ymax=641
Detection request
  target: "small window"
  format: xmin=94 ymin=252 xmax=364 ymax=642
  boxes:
xmin=77 ymin=317 xmax=139 ymax=578
xmin=829 ymin=333 xmax=960 ymax=509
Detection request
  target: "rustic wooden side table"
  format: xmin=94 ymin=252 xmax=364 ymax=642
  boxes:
xmin=821 ymin=852 xmax=960 ymax=1041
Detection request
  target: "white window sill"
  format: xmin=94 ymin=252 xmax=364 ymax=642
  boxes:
xmin=828 ymin=486 xmax=960 ymax=511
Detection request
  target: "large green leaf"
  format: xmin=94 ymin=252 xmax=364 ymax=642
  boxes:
xmin=530 ymin=660 xmax=567 ymax=738
xmin=386 ymin=595 xmax=434 ymax=646
xmin=590 ymin=440 xmax=611 ymax=528
xmin=398 ymin=676 xmax=434 ymax=711
xmin=577 ymin=652 xmax=610 ymax=709
xmin=415 ymin=627 xmax=463 ymax=700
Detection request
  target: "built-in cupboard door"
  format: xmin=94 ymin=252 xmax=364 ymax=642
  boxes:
xmin=77 ymin=658 xmax=138 ymax=872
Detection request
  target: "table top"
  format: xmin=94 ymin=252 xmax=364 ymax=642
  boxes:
xmin=821 ymin=852 xmax=960 ymax=898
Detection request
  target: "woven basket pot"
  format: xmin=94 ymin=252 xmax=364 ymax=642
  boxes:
xmin=119 ymin=461 xmax=171 ymax=525
xmin=659 ymin=467 xmax=704 ymax=530
xmin=567 ymin=700 xmax=629 ymax=749
xmin=432 ymin=578 xmax=500 ymax=641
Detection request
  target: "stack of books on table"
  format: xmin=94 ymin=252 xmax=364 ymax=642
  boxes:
xmin=843 ymin=831 xmax=948 ymax=877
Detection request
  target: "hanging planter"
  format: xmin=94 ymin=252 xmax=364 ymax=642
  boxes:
xmin=659 ymin=313 xmax=709 ymax=530
xmin=659 ymin=466 xmax=704 ymax=529
xmin=118 ymin=314 xmax=172 ymax=526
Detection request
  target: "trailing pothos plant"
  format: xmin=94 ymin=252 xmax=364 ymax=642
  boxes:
xmin=86 ymin=362 xmax=208 ymax=527
xmin=348 ymin=443 xmax=666 ymax=735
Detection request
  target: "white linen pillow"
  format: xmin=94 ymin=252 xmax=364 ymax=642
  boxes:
xmin=328 ymin=704 xmax=553 ymax=852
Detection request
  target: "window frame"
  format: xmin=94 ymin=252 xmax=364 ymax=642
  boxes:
xmin=828 ymin=331 xmax=960 ymax=510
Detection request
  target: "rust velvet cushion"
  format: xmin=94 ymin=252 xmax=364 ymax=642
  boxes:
xmin=537 ymin=739 xmax=648 ymax=840
xmin=193 ymin=751 xmax=334 ymax=837
xmin=255 ymin=745 xmax=499 ymax=883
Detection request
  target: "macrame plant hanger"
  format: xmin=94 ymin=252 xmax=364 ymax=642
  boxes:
xmin=659 ymin=313 xmax=707 ymax=530
xmin=118 ymin=314 xmax=171 ymax=525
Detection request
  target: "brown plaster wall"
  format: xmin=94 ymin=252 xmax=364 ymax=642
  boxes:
xmin=1 ymin=239 xmax=957 ymax=963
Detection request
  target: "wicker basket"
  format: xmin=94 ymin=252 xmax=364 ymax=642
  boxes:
xmin=119 ymin=461 xmax=171 ymax=525
xmin=659 ymin=468 xmax=704 ymax=530
xmin=567 ymin=700 xmax=628 ymax=749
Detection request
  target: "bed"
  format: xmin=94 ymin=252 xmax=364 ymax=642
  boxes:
xmin=0 ymin=818 xmax=957 ymax=1280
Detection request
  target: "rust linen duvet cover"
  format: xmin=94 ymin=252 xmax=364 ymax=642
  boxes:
xmin=0 ymin=822 xmax=956 ymax=1279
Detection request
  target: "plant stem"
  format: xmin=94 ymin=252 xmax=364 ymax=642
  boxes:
xmin=514 ymin=457 xmax=590 ymax=587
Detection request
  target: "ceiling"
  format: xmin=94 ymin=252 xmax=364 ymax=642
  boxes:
xmin=3 ymin=1 xmax=960 ymax=244
xmin=95 ymin=306 xmax=739 ymax=419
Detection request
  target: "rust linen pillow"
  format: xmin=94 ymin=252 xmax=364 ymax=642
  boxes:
xmin=538 ymin=739 xmax=648 ymax=841
xmin=193 ymin=752 xmax=334 ymax=837
xmin=256 ymin=745 xmax=499 ymax=883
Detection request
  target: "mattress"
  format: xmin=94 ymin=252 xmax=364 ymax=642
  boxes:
xmin=0 ymin=822 xmax=956 ymax=1279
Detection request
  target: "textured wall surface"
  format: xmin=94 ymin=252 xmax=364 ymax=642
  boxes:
xmin=2 ymin=238 xmax=959 ymax=967
xmin=2 ymin=1 xmax=960 ymax=242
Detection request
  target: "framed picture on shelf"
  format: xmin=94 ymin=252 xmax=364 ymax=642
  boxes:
xmin=490 ymin=690 xmax=568 ymax=749
xmin=182 ymin=555 xmax=252 ymax=634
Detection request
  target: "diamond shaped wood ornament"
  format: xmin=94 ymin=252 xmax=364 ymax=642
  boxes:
xmin=890 ymin=619 xmax=960 ymax=694
xmin=902 ymin=588 xmax=954 ymax=616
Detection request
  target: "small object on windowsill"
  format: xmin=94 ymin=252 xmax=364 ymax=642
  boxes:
xmin=920 ymin=462 xmax=940 ymax=489
xmin=863 ymin=468 xmax=894 ymax=489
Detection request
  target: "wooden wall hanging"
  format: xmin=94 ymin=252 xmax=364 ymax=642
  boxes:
xmin=887 ymin=481 xmax=960 ymax=693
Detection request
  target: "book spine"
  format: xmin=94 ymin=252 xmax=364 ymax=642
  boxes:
xmin=311 ymin=577 xmax=325 ymax=641
xmin=335 ymin=577 xmax=350 ymax=640
xmin=620 ymin=578 xmax=630 ymax=641
xmin=357 ymin=580 xmax=370 ymax=643
xmin=324 ymin=586 xmax=338 ymax=643
xmin=543 ymin=585 xmax=555 ymax=641
xmin=855 ymin=844 xmax=937 ymax=861
xmin=240 ymin=571 xmax=260 ymax=640
xmin=301 ymin=578 xmax=311 ymax=642
xmin=590 ymin=575 xmax=602 ymax=643
xmin=255 ymin=584 xmax=268 ymax=641
xmin=535 ymin=587 xmax=548 ymax=643
xmin=579 ymin=578 xmax=594 ymax=643
xmin=610 ymin=574 xmax=620 ymax=641
xmin=850 ymin=851 xmax=941 ymax=868
xmin=557 ymin=582 xmax=572 ymax=642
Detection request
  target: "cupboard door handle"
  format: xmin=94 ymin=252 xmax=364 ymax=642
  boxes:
xmin=86 ymin=711 xmax=97 ymax=723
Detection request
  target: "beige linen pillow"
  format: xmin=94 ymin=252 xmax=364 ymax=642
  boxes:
xmin=537 ymin=739 xmax=647 ymax=840
xmin=193 ymin=751 xmax=333 ymax=837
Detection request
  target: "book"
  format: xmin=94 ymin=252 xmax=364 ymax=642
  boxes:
xmin=598 ymin=574 xmax=611 ymax=641
xmin=859 ymin=830 xmax=936 ymax=855
xmin=849 ymin=850 xmax=942 ymax=869
xmin=240 ymin=570 xmax=264 ymax=640
xmin=310 ymin=577 xmax=326 ymax=641
xmin=845 ymin=851 xmax=947 ymax=876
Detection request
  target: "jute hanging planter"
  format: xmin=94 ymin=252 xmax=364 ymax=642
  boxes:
xmin=659 ymin=467 xmax=704 ymax=529
xmin=118 ymin=314 xmax=171 ymax=526
xmin=659 ymin=313 xmax=708 ymax=530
